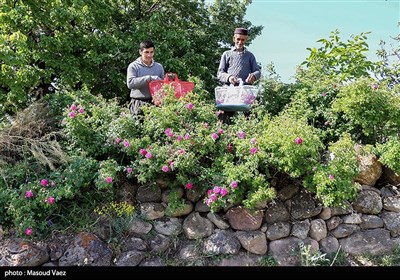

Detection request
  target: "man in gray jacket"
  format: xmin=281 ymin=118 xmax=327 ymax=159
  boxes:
xmin=126 ymin=40 xmax=165 ymax=115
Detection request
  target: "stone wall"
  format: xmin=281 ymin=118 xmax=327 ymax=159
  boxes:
xmin=1 ymin=154 xmax=400 ymax=267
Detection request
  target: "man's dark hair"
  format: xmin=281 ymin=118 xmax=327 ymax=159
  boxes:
xmin=139 ymin=40 xmax=155 ymax=50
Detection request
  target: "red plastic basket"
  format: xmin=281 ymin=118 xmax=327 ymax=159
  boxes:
xmin=149 ymin=73 xmax=194 ymax=99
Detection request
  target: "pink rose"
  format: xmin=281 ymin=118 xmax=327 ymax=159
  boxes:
xmin=185 ymin=182 xmax=193 ymax=190
xmin=40 ymin=179 xmax=49 ymax=187
xmin=237 ymin=131 xmax=246 ymax=139
xmin=230 ymin=181 xmax=238 ymax=189
xmin=295 ymin=137 xmax=303 ymax=145
xmin=139 ymin=148 xmax=147 ymax=156
xmin=25 ymin=190 xmax=33 ymax=198
xmin=250 ymin=147 xmax=258 ymax=154
xmin=47 ymin=196 xmax=55 ymax=205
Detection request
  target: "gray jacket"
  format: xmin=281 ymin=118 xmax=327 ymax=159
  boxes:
xmin=217 ymin=47 xmax=260 ymax=85
xmin=126 ymin=58 xmax=165 ymax=100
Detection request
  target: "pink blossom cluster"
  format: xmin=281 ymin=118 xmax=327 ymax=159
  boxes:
xmin=242 ymin=92 xmax=256 ymax=105
xmin=24 ymin=178 xmax=58 ymax=236
xmin=205 ymin=181 xmax=238 ymax=207
xmin=205 ymin=186 xmax=227 ymax=206
xmin=165 ymin=128 xmax=174 ymax=138
xmin=165 ymin=128 xmax=193 ymax=143
xmin=115 ymin=137 xmax=130 ymax=148
xmin=68 ymin=103 xmax=85 ymax=118
xmin=139 ymin=148 xmax=152 ymax=159
xmin=211 ymin=128 xmax=224 ymax=141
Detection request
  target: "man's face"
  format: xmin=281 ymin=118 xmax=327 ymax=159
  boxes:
xmin=233 ymin=34 xmax=247 ymax=50
xmin=139 ymin=47 xmax=154 ymax=65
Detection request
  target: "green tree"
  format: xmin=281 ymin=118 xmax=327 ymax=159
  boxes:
xmin=0 ymin=0 xmax=262 ymax=116
xmin=296 ymin=30 xmax=375 ymax=84
xmin=374 ymin=25 xmax=400 ymax=87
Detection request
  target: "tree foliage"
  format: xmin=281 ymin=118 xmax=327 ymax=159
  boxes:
xmin=0 ymin=0 xmax=262 ymax=116
xmin=374 ymin=26 xmax=400 ymax=87
xmin=296 ymin=30 xmax=375 ymax=84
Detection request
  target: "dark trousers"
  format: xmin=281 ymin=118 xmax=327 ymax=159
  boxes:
xmin=129 ymin=98 xmax=151 ymax=116
xmin=218 ymin=111 xmax=235 ymax=125
xmin=218 ymin=110 xmax=251 ymax=125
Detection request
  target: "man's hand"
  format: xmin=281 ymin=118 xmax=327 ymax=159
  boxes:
xmin=245 ymin=73 xmax=255 ymax=84
xmin=150 ymin=75 xmax=161 ymax=81
xmin=228 ymin=76 xmax=237 ymax=85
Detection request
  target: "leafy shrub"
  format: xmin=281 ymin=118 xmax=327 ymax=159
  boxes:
xmin=4 ymin=155 xmax=101 ymax=237
xmin=258 ymin=76 xmax=297 ymax=116
xmin=332 ymin=78 xmax=400 ymax=144
xmin=304 ymin=133 xmax=360 ymax=207
xmin=259 ymin=113 xmax=324 ymax=178
xmin=3 ymin=29 xmax=400 ymax=237
xmin=203 ymin=111 xmax=276 ymax=211
xmin=130 ymin=87 xmax=220 ymax=188
xmin=62 ymin=89 xmax=122 ymax=158
xmin=95 ymin=158 xmax=121 ymax=190
xmin=374 ymin=137 xmax=400 ymax=174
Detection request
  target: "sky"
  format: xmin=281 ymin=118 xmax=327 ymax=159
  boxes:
xmin=244 ymin=0 xmax=399 ymax=83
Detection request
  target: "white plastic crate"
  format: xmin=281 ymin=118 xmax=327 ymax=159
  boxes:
xmin=214 ymin=85 xmax=259 ymax=111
